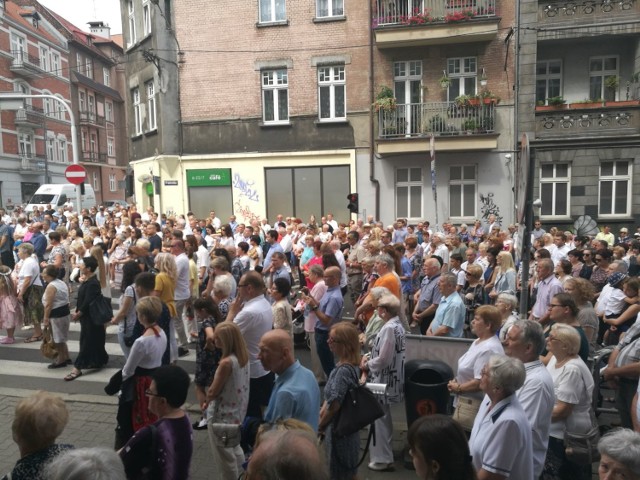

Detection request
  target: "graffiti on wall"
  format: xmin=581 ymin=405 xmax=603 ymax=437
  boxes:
xmin=480 ymin=193 xmax=503 ymax=225
xmin=234 ymin=200 xmax=262 ymax=223
xmin=233 ymin=173 xmax=260 ymax=202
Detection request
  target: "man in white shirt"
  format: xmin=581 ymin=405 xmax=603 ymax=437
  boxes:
xmin=170 ymin=237 xmax=192 ymax=357
xmin=325 ymin=213 xmax=339 ymax=232
xmin=227 ymin=271 xmax=275 ymax=419
xmin=431 ymin=233 xmax=449 ymax=272
xmin=208 ymin=210 xmax=221 ymax=231
xmin=503 ymin=320 xmax=554 ymax=479
xmin=550 ymin=232 xmax=570 ymax=266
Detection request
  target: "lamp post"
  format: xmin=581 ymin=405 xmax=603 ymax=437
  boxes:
xmin=0 ymin=93 xmax=81 ymax=211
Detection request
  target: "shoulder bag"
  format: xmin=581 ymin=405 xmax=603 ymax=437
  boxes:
xmin=209 ymin=423 xmax=241 ymax=447
xmin=333 ymin=364 xmax=384 ymax=438
xmin=89 ymin=294 xmax=113 ymax=326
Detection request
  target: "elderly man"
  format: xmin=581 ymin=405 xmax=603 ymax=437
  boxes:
xmin=354 ymin=254 xmax=402 ymax=321
xmin=411 ymin=258 xmax=442 ymax=334
xmin=426 ymin=273 xmax=464 ymax=337
xmin=430 ymin=233 xmax=449 ymax=272
xmin=345 ymin=230 xmax=366 ymax=303
xmin=529 ymin=258 xmax=563 ymax=324
xmin=302 ymin=266 xmax=343 ymax=377
xmin=503 ymin=320 xmax=554 ymax=478
xmin=170 ymin=238 xmax=191 ymax=357
xmin=227 ymin=271 xmax=274 ymax=418
xmin=259 ymin=330 xmax=321 ymax=430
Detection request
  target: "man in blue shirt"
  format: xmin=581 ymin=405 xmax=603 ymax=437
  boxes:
xmin=262 ymin=229 xmax=284 ymax=272
xmin=426 ymin=273 xmax=465 ymax=338
xmin=259 ymin=329 xmax=321 ymax=431
xmin=29 ymin=222 xmax=47 ymax=264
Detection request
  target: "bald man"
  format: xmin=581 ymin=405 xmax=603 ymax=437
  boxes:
xmin=259 ymin=329 xmax=321 ymax=431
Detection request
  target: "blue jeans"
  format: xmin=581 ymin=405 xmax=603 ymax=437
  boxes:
xmin=315 ymin=329 xmax=335 ymax=376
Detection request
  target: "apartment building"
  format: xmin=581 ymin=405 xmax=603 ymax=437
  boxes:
xmin=0 ymin=1 xmax=72 ymax=205
xmin=518 ymin=0 xmax=640 ymax=229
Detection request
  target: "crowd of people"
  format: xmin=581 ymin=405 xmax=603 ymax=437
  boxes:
xmin=2 ymin=201 xmax=640 ymax=479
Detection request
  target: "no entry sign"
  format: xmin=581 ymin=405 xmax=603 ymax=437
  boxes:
xmin=65 ymin=164 xmax=87 ymax=185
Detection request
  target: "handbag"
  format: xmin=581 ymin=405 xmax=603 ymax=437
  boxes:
xmin=89 ymin=294 xmax=113 ymax=326
xmin=104 ymin=369 xmax=123 ymax=396
xmin=564 ymin=369 xmax=601 ymax=465
xmin=209 ymin=423 xmax=241 ymax=447
xmin=333 ymin=364 xmax=384 ymax=438
xmin=40 ymin=324 xmax=58 ymax=359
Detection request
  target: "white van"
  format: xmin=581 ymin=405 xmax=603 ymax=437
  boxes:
xmin=26 ymin=184 xmax=96 ymax=214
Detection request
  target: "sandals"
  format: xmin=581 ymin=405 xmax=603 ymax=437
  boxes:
xmin=64 ymin=370 xmax=83 ymax=381
xmin=48 ymin=361 xmax=69 ymax=369
xmin=24 ymin=335 xmax=43 ymax=343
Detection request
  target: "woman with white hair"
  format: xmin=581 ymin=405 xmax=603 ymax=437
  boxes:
xmin=495 ymin=292 xmax=519 ymax=342
xmin=597 ymin=428 xmax=640 ymax=479
xmin=45 ymin=447 xmax=125 ymax=480
xmin=469 ymin=355 xmax=533 ymax=480
xmin=543 ymin=323 xmax=595 ymax=480
xmin=212 ymin=274 xmax=234 ymax=321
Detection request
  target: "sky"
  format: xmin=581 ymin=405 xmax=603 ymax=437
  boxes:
xmin=38 ymin=0 xmax=123 ymax=35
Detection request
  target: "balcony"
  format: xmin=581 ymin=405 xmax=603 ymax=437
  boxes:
xmin=534 ymin=102 xmax=640 ymax=140
xmin=15 ymin=106 xmax=45 ymax=128
xmin=81 ymin=151 xmax=108 ymax=163
xmin=20 ymin=155 xmax=46 ymax=172
xmin=79 ymin=110 xmax=106 ymax=127
xmin=10 ymin=50 xmax=43 ymax=77
xmin=373 ymin=0 xmax=499 ymax=48
xmin=377 ymin=101 xmax=499 ymax=154
xmin=537 ymin=0 xmax=640 ymax=39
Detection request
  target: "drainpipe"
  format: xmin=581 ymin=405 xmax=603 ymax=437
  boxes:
xmin=368 ymin=0 xmax=380 ymax=221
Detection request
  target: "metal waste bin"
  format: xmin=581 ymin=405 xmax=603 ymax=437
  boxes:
xmin=404 ymin=359 xmax=454 ymax=428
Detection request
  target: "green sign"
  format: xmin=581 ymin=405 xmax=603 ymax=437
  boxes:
xmin=145 ymin=182 xmax=154 ymax=196
xmin=187 ymin=169 xmax=231 ymax=187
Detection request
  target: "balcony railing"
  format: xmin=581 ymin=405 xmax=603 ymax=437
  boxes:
xmin=15 ymin=105 xmax=45 ymax=127
xmin=79 ymin=110 xmax=106 ymax=127
xmin=81 ymin=151 xmax=108 ymax=163
xmin=374 ymin=0 xmax=496 ymax=27
xmin=539 ymin=0 xmax=638 ymax=25
xmin=10 ymin=49 xmax=42 ymax=74
xmin=20 ymin=155 xmax=46 ymax=172
xmin=378 ymin=101 xmax=496 ymax=138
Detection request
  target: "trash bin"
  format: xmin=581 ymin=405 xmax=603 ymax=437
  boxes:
xmin=404 ymin=359 xmax=454 ymax=428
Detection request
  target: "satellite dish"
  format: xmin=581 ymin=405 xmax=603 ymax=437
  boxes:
xmin=574 ymin=215 xmax=599 ymax=237
xmin=137 ymin=173 xmax=153 ymax=183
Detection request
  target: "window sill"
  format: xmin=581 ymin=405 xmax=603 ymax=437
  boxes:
xmin=313 ymin=15 xmax=346 ymax=23
xmin=256 ymin=20 xmax=289 ymax=28
xmin=314 ymin=119 xmax=349 ymax=126
xmin=259 ymin=122 xmax=292 ymax=128
xmin=131 ymin=133 xmax=143 ymax=141
xmin=145 ymin=128 xmax=158 ymax=137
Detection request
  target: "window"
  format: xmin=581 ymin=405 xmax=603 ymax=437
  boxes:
xmin=103 ymin=67 xmax=111 ymax=87
xmin=128 ymin=0 xmax=136 ymax=45
xmin=10 ymin=33 xmax=26 ymax=60
xmin=81 ymin=130 xmax=87 ymax=151
xmin=39 ymin=45 xmax=49 ymax=71
xmin=447 ymin=57 xmax=477 ymax=101
xmin=76 ymin=53 xmax=82 ymax=73
xmin=536 ymin=60 xmax=562 ymax=104
xmin=260 ymin=0 xmax=286 ymax=23
xmin=396 ymin=167 xmax=422 ymax=219
xmin=146 ymin=81 xmax=157 ymax=130
xmin=79 ymin=91 xmax=85 ymax=112
xmin=88 ymin=96 xmax=95 ymax=115
xmin=105 ymin=102 xmax=113 ymax=122
xmin=590 ymin=56 xmax=618 ymax=101
xmin=18 ymin=132 xmax=33 ymax=156
xmin=449 ymin=166 xmax=476 ymax=219
xmin=394 ymin=61 xmax=422 ymax=135
xmin=46 ymin=136 xmax=55 ymax=161
xmin=540 ymin=163 xmax=570 ymax=217
xmin=318 ymin=65 xmax=346 ymax=121
xmin=42 ymin=92 xmax=52 ymax=117
xmin=107 ymin=137 xmax=114 ymax=156
xmin=109 ymin=174 xmax=117 ymax=192
xmin=93 ymin=172 xmax=99 ymax=191
xmin=90 ymin=133 xmax=97 ymax=154
xmin=261 ymin=69 xmax=288 ymax=124
xmin=57 ymin=138 xmax=67 ymax=162
xmin=317 ymin=0 xmax=344 ymax=17
xmin=55 ymin=94 xmax=65 ymax=120
xmin=599 ymin=160 xmax=631 ymax=217
xmin=85 ymin=58 xmax=93 ymax=79
xmin=133 ymin=88 xmax=142 ymax=135
xmin=51 ymin=52 xmax=60 ymax=76
xmin=143 ymin=1 xmax=152 ymax=35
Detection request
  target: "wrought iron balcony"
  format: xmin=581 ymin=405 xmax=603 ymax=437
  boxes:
xmin=15 ymin=105 xmax=45 ymax=128
xmin=20 ymin=155 xmax=46 ymax=172
xmin=81 ymin=151 xmax=108 ymax=163
xmin=10 ymin=50 xmax=43 ymax=76
xmin=79 ymin=110 xmax=106 ymax=127
xmin=539 ymin=0 xmax=637 ymax=26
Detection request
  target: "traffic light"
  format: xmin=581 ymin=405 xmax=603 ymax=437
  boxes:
xmin=347 ymin=193 xmax=359 ymax=213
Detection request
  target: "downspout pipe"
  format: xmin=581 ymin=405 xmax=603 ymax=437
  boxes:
xmin=368 ymin=0 xmax=380 ymax=221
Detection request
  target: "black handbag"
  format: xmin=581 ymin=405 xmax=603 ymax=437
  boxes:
xmin=89 ymin=294 xmax=113 ymax=326
xmin=333 ymin=365 xmax=384 ymax=438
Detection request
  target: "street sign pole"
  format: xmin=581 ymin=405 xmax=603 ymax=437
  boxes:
xmin=0 ymin=93 xmax=80 ymax=211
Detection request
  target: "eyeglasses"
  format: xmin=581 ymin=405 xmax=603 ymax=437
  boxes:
xmin=145 ymin=389 xmax=161 ymax=397
xmin=595 ymin=258 xmax=603 ymax=262
xmin=583 ymin=253 xmax=591 ymax=257
xmin=237 ymin=284 xmax=248 ymax=288
xmin=548 ymin=303 xmax=564 ymax=309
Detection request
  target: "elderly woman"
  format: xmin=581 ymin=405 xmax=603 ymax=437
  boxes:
xmin=462 ymin=264 xmax=486 ymax=331
xmin=45 ymin=447 xmax=126 ymax=480
xmin=270 ymin=277 xmax=292 ymax=335
xmin=469 ymin=355 xmax=533 ymax=479
xmin=6 ymin=391 xmax=73 ymax=480
xmin=41 ymin=266 xmax=71 ymax=368
xmin=543 ymin=324 xmax=595 ymax=480
xmin=212 ymin=274 xmax=234 ymax=321
xmin=360 ymin=294 xmax=406 ymax=471
xmin=597 ymin=428 xmax=640 ymax=480
xmin=16 ymin=243 xmax=44 ymax=343
xmin=448 ymin=306 xmax=505 ymax=432
xmin=564 ymin=277 xmax=599 ymax=350
xmin=495 ymin=292 xmax=519 ymax=342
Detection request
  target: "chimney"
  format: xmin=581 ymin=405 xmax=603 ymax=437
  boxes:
xmin=88 ymin=21 xmax=110 ymax=39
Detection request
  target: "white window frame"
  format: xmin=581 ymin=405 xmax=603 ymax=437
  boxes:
xmin=143 ymin=1 xmax=152 ymax=36
xmin=57 ymin=137 xmax=67 ymax=162
xmin=85 ymin=57 xmax=93 ymax=79
xmin=395 ymin=167 xmax=423 ymax=220
xmin=18 ymin=132 xmax=33 ymax=156
xmin=259 ymin=0 xmax=286 ymax=23
xmin=261 ymin=69 xmax=289 ymax=124
xmin=81 ymin=130 xmax=87 ymax=151
xmin=39 ymin=45 xmax=49 ymax=71
xmin=79 ymin=91 xmax=85 ymax=113
xmin=539 ymin=163 xmax=571 ymax=219
xmin=46 ymin=135 xmax=55 ymax=161
xmin=133 ymin=87 xmax=142 ymax=135
xmin=54 ymin=94 xmax=65 ymax=120
xmin=449 ymin=165 xmax=477 ymax=221
xmin=128 ymin=0 xmax=137 ymax=46
xmin=76 ymin=53 xmax=82 ymax=73
xmin=107 ymin=137 xmax=114 ymax=157
xmin=89 ymin=133 xmax=97 ymax=154
xmin=93 ymin=172 xmax=99 ymax=191
xmin=42 ymin=90 xmax=52 ymax=117
xmin=146 ymin=81 xmax=157 ymax=131
xmin=109 ymin=174 xmax=117 ymax=192
xmin=103 ymin=67 xmax=111 ymax=87
xmin=589 ymin=55 xmax=618 ymax=101
xmin=105 ymin=102 xmax=113 ymax=122
xmin=316 ymin=0 xmax=344 ymax=18
xmin=318 ymin=65 xmax=346 ymax=121
xmin=446 ymin=57 xmax=477 ymax=101
xmin=536 ymin=59 xmax=562 ymax=104
xmin=599 ymin=160 xmax=632 ymax=217
xmin=10 ymin=32 xmax=26 ymax=61
xmin=50 ymin=51 xmax=60 ymax=76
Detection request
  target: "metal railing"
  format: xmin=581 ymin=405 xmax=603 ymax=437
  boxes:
xmin=374 ymin=0 xmax=496 ymax=26
xmin=378 ymin=101 xmax=496 ymax=137
xmin=20 ymin=155 xmax=46 ymax=171
xmin=11 ymin=49 xmax=40 ymax=68
xmin=15 ymin=105 xmax=45 ymax=125
xmin=79 ymin=110 xmax=106 ymax=126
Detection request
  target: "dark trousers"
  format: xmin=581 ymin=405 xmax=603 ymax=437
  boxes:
xmin=1 ymin=250 xmax=14 ymax=270
xmin=315 ymin=329 xmax=335 ymax=376
xmin=247 ymin=372 xmax=275 ymax=419
xmin=616 ymin=378 xmax=639 ymax=429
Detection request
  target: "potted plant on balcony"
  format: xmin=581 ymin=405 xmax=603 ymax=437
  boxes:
xmin=462 ymin=118 xmax=478 ymax=133
xmin=604 ymin=75 xmax=619 ymax=102
xmin=428 ymin=114 xmax=447 ymax=133
xmin=570 ymin=98 xmax=604 ymax=109
xmin=478 ymin=90 xmax=500 ymax=105
xmin=372 ymin=86 xmax=397 ymax=112
xmin=535 ymin=96 xmax=567 ymax=111
xmin=439 ymin=75 xmax=451 ymax=90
